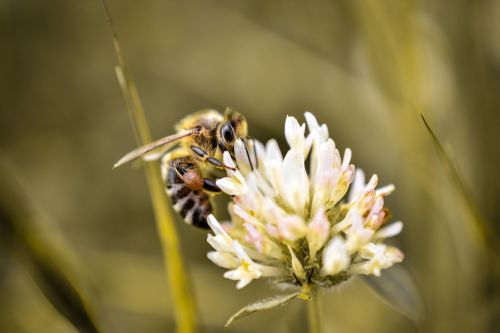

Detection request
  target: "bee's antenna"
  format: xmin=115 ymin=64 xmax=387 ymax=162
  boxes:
xmin=242 ymin=138 xmax=255 ymax=171
xmin=251 ymin=138 xmax=259 ymax=169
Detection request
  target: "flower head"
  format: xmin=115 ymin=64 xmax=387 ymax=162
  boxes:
xmin=207 ymin=112 xmax=404 ymax=293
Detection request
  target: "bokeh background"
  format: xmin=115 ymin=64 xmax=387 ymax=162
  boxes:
xmin=1 ymin=0 xmax=499 ymax=332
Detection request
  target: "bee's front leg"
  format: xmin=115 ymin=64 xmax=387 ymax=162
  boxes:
xmin=190 ymin=145 xmax=236 ymax=170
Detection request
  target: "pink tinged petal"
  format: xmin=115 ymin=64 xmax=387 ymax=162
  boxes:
xmin=374 ymin=221 xmax=404 ymax=239
xmin=386 ymin=246 xmax=405 ymax=263
xmin=366 ymin=197 xmax=384 ymax=221
xmin=233 ymin=204 xmax=262 ymax=226
xmin=244 ymin=223 xmax=264 ymax=253
xmin=207 ymin=251 xmax=239 ymax=269
xmin=311 ymin=139 xmax=339 ymax=213
xmin=266 ymin=224 xmax=280 ymax=238
xmin=329 ymin=164 xmax=355 ymax=206
xmin=307 ymin=208 xmax=330 ymax=260
xmin=351 ymin=244 xmax=404 ymax=276
xmin=279 ymin=215 xmax=307 ymax=242
xmin=366 ymin=210 xmax=386 ymax=230
xmin=321 ymin=236 xmax=350 ymax=276
xmin=281 ymin=149 xmax=309 ymax=216
xmin=353 ymin=189 xmax=376 ymax=215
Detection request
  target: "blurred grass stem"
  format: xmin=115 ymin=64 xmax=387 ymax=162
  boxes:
xmin=420 ymin=113 xmax=498 ymax=253
xmin=101 ymin=1 xmax=197 ymax=332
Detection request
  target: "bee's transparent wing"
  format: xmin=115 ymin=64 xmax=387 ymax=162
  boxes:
xmin=113 ymin=129 xmax=194 ymax=168
xmin=362 ymin=266 xmax=425 ymax=324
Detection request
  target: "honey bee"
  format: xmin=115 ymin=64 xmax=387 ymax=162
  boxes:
xmin=114 ymin=108 xmax=250 ymax=228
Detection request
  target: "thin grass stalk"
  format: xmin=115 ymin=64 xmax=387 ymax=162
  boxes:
xmin=420 ymin=113 xmax=498 ymax=254
xmin=307 ymin=287 xmax=323 ymax=333
xmin=101 ymin=1 xmax=197 ymax=332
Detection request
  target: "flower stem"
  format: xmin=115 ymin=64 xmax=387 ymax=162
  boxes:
xmin=307 ymin=286 xmax=323 ymax=333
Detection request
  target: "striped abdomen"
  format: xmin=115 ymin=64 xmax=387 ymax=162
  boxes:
xmin=164 ymin=162 xmax=211 ymax=229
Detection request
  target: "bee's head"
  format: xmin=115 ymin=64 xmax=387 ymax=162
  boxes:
xmin=218 ymin=108 xmax=248 ymax=152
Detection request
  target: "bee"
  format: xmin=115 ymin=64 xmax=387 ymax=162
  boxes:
xmin=113 ymin=108 xmax=250 ymax=228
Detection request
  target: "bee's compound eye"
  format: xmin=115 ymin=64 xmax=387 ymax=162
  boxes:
xmin=221 ymin=122 xmax=235 ymax=145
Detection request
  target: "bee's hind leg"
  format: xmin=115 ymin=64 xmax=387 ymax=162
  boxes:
xmin=168 ymin=155 xmax=221 ymax=194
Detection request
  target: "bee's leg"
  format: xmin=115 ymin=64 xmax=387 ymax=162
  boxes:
xmin=165 ymin=156 xmax=212 ymax=229
xmin=171 ymin=157 xmax=204 ymax=190
xmin=202 ymin=178 xmax=221 ymax=193
xmin=190 ymin=145 xmax=236 ymax=170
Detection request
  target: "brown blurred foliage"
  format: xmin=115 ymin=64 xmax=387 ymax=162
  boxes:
xmin=1 ymin=0 xmax=499 ymax=332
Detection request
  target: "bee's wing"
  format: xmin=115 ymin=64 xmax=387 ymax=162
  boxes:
xmin=113 ymin=129 xmax=195 ymax=168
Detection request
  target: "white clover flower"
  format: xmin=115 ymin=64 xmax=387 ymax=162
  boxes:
xmin=207 ymin=112 xmax=405 ymax=323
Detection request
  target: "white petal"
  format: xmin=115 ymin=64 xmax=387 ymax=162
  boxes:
xmin=374 ymin=221 xmax=403 ymax=239
xmin=234 ymin=139 xmax=252 ymax=174
xmin=207 ymin=251 xmax=239 ymax=269
xmin=207 ymin=234 xmax=233 ymax=253
xmin=321 ymin=236 xmax=350 ymax=276
xmin=222 ymin=151 xmax=246 ymax=185
xmin=375 ymin=184 xmax=395 ymax=197
xmin=304 ymin=112 xmax=328 ymax=140
xmin=265 ymin=139 xmax=283 ymax=162
xmin=307 ymin=208 xmax=330 ymax=260
xmin=281 ymin=149 xmax=309 ymax=216
xmin=349 ymin=169 xmax=366 ymax=202
xmin=207 ymin=214 xmax=227 ymax=236
xmin=365 ymin=174 xmax=378 ymax=192
xmin=311 ymin=139 xmax=340 ymax=213
xmin=235 ymin=278 xmax=253 ymax=289
xmin=216 ymin=177 xmax=247 ymax=196
xmin=345 ymin=211 xmax=374 ymax=253
xmin=278 ymin=215 xmax=307 ymax=242
xmin=233 ymin=204 xmax=262 ymax=226
xmin=285 ymin=116 xmax=306 ymax=153
xmin=341 ymin=148 xmax=352 ymax=171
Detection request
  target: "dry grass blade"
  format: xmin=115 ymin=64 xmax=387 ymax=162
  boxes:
xmin=420 ymin=113 xmax=498 ymax=253
xmin=0 ymin=162 xmax=104 ymax=333
xmin=225 ymin=293 xmax=299 ymax=327
xmin=100 ymin=1 xmax=197 ymax=332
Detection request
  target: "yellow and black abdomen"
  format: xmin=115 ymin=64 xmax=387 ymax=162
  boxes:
xmin=164 ymin=160 xmax=212 ymax=228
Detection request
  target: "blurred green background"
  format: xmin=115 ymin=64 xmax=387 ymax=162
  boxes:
xmin=1 ymin=0 xmax=499 ymax=332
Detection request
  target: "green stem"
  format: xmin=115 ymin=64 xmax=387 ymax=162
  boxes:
xmin=101 ymin=1 xmax=197 ymax=331
xmin=307 ymin=287 xmax=323 ymax=333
